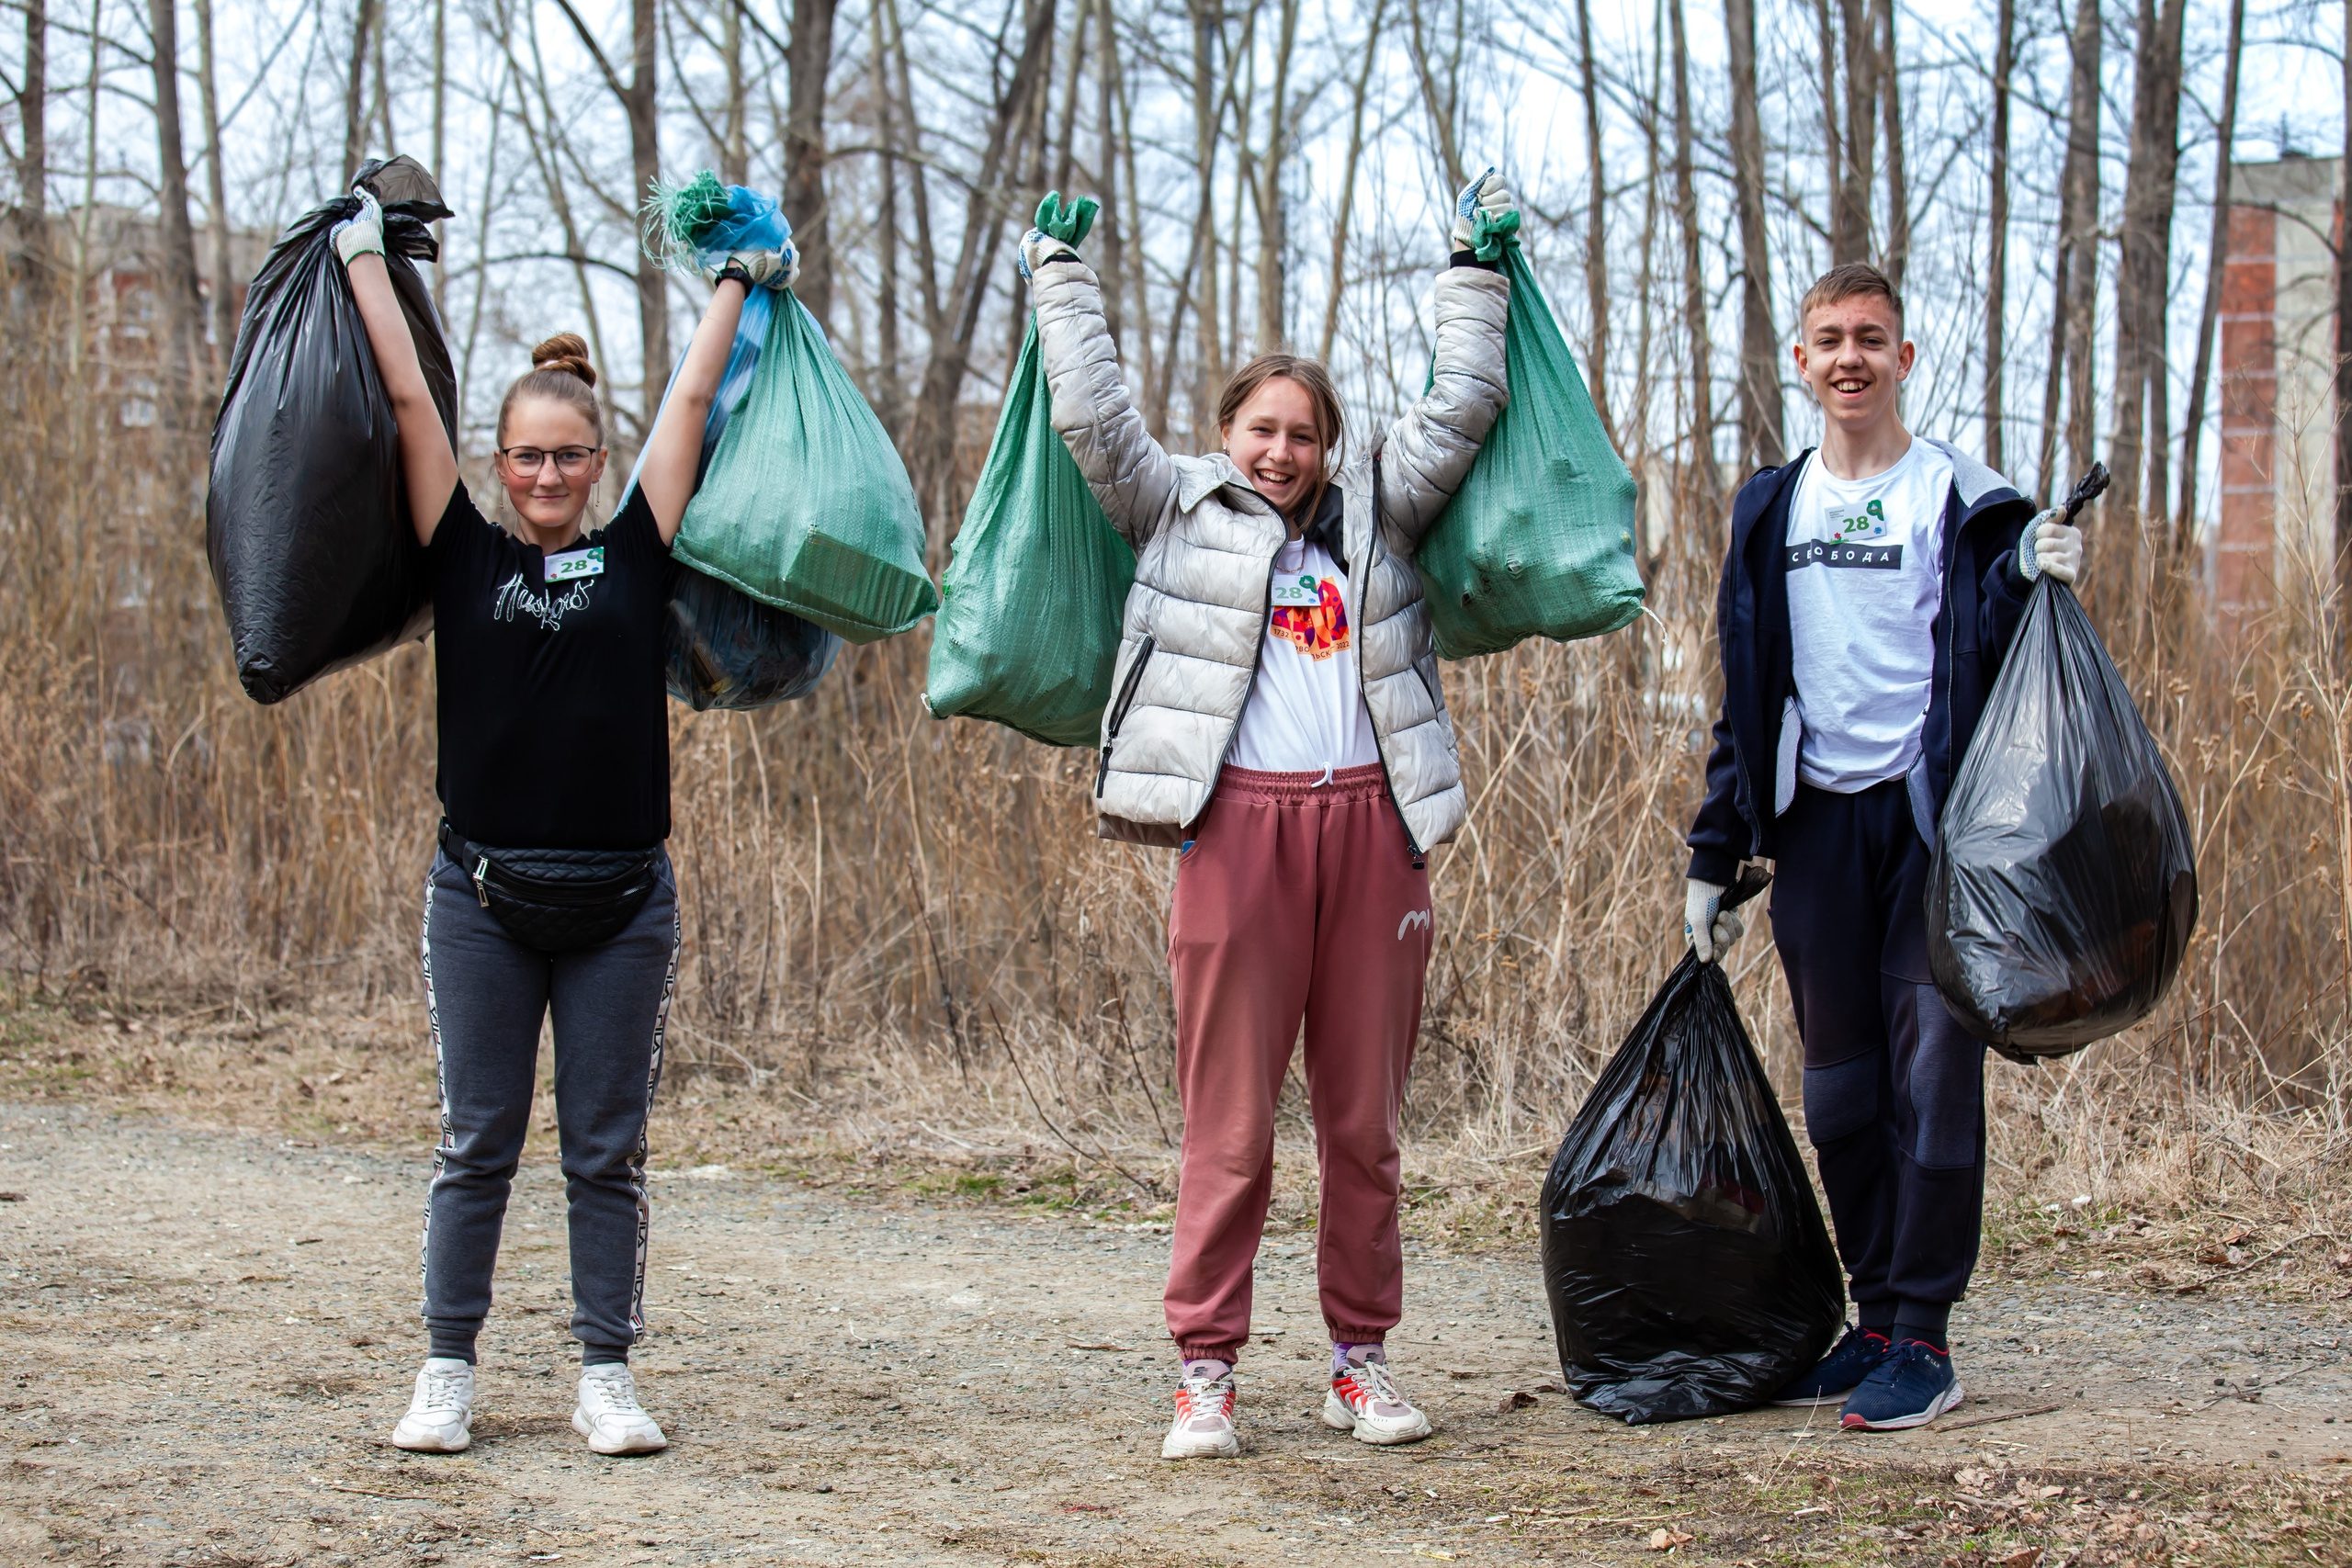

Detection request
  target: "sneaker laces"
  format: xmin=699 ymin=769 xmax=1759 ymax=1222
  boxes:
xmin=582 ymin=1365 xmax=646 ymax=1415
xmin=1175 ymin=1376 xmax=1235 ymax=1432
xmin=1340 ymin=1358 xmax=1413 ymax=1419
xmin=416 ymin=1365 xmax=469 ymax=1413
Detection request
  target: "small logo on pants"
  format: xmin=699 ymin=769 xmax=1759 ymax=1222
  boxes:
xmin=1396 ymin=908 xmax=1431 ymax=940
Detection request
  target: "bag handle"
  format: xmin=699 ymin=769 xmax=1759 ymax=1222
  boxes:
xmin=1720 ymin=863 xmax=1773 ymax=913
xmin=2057 ymin=461 xmax=2109 ymax=527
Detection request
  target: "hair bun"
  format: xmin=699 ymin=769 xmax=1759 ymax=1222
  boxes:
xmin=528 ymin=332 xmax=598 ymax=389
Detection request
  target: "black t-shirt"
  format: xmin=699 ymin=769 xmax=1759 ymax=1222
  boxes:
xmin=428 ymin=485 xmax=678 ymax=849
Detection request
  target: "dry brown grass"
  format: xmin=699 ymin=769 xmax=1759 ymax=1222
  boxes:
xmin=5 ymin=279 xmax=2352 ymax=1288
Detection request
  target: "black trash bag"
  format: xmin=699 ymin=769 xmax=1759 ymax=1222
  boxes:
xmin=1541 ymin=869 xmax=1846 ymax=1424
xmin=663 ymin=567 xmax=839 ymax=710
xmin=1927 ymin=578 xmax=2198 ymax=1057
xmin=207 ymin=155 xmax=456 ymax=704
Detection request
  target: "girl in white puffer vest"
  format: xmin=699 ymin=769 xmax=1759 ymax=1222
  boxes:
xmin=1021 ymin=171 xmax=1515 ymax=1460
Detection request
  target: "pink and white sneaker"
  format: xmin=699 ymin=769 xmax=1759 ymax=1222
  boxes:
xmin=1161 ymin=1371 xmax=1240 ymax=1460
xmin=1324 ymin=1355 xmax=1431 ymax=1445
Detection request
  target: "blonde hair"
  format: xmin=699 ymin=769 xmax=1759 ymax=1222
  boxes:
xmin=498 ymin=332 xmax=605 ymax=446
xmin=1217 ymin=354 xmax=1344 ymax=521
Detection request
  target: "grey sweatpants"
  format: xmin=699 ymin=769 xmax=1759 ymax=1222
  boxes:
xmin=417 ymin=846 xmax=680 ymax=1363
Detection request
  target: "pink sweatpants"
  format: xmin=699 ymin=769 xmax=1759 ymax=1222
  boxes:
xmin=1163 ymin=763 xmax=1435 ymax=1362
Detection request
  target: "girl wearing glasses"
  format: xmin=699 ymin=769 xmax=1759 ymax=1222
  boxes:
xmin=331 ymin=186 xmax=792 ymax=1458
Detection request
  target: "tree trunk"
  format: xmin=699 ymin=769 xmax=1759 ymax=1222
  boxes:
xmin=2059 ymin=0 xmax=2101 ymax=493
xmin=720 ymin=0 xmax=746 ymax=186
xmin=431 ymin=0 xmax=447 ymax=317
xmin=2337 ymin=0 xmax=2352 ymax=619
xmin=1668 ymin=0 xmax=1718 ymax=522
xmin=628 ymin=0 xmax=667 ymax=410
xmin=1406 ymin=0 xmax=1466 ymax=192
xmin=1091 ymin=0 xmax=1125 ymax=345
xmin=1724 ymin=0 xmax=1781 ymax=472
xmin=1187 ymin=0 xmax=1223 ymax=418
xmin=2111 ymin=0 xmax=2188 ymax=525
xmin=867 ymin=0 xmax=901 ymax=434
xmin=1833 ymin=0 xmax=1876 ymax=265
xmin=195 ymin=0 xmax=232 ymax=369
xmin=1984 ymin=0 xmax=2013 ymax=475
xmin=341 ymin=0 xmax=375 ymax=182
xmin=1574 ymin=0 xmax=1613 ymax=447
xmin=149 ymin=0 xmax=207 ymax=404
xmin=16 ymin=0 xmax=47 ymax=292
xmin=1253 ymin=0 xmax=1299 ymax=353
xmin=1814 ymin=0 xmax=1849 ymax=265
xmin=784 ymin=0 xmax=835 ymax=330
xmin=2175 ymin=0 xmax=2244 ymax=558
xmin=1877 ymin=0 xmax=1908 ymax=287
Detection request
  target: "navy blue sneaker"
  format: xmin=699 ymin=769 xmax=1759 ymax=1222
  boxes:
xmin=1770 ymin=1325 xmax=1893 ymax=1407
xmin=1839 ymin=1338 xmax=1964 ymax=1430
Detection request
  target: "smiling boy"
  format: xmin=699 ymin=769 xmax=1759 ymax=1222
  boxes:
xmin=1679 ymin=264 xmax=2084 ymax=1430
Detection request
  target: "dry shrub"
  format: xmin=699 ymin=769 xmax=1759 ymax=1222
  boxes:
xmin=2 ymin=282 xmax=2347 ymax=1237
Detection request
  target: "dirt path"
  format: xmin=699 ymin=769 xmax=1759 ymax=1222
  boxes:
xmin=3 ymin=1102 xmax=2347 ymax=1567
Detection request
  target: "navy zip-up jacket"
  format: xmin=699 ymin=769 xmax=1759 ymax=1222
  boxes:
xmin=1685 ymin=438 xmax=2038 ymax=886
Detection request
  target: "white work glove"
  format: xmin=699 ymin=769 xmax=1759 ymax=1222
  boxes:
xmin=2018 ymin=508 xmax=2084 ymax=585
xmin=1450 ymin=167 xmax=1519 ymax=258
xmin=1018 ymin=227 xmax=1081 ymax=280
xmin=1683 ymin=879 xmax=1746 ymax=965
xmin=701 ymin=244 xmax=797 ymax=291
xmin=332 ymin=187 xmax=385 ymax=267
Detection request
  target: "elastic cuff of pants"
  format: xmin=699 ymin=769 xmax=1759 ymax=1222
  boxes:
xmin=426 ymin=1325 xmax=481 ymax=1365
xmin=1177 ymin=1343 xmax=1243 ymax=1365
xmin=1894 ymin=1302 xmax=1951 ymax=1343
xmin=1851 ymin=1298 xmax=1897 ymax=1336
xmin=580 ymin=1342 xmax=630 ymax=1368
xmin=1326 ymin=1325 xmax=1392 ymax=1347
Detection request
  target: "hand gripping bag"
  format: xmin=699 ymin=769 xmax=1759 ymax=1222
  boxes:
xmin=206 ymin=155 xmax=456 ymax=703
xmin=1414 ymin=220 xmax=1644 ymax=659
xmin=923 ymin=194 xmax=1136 ymax=747
xmin=1927 ymin=576 xmax=2198 ymax=1057
xmin=628 ymin=280 xmax=839 ymax=710
xmin=1542 ymin=871 xmax=1845 ymax=1423
xmin=653 ymin=175 xmax=936 ymax=643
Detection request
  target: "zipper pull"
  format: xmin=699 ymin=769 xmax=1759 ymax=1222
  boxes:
xmin=472 ymin=855 xmax=492 ymax=908
xmin=1094 ymin=744 xmax=1112 ymax=795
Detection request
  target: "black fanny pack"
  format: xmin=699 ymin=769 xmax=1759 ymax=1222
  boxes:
xmin=438 ymin=819 xmax=660 ymax=953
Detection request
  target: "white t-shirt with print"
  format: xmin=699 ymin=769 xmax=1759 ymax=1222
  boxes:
xmin=1227 ymin=537 xmax=1382 ymax=777
xmin=1784 ymin=438 xmax=1955 ymax=793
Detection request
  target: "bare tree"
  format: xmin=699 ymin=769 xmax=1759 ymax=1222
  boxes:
xmin=1574 ymin=0 xmax=1613 ymax=446
xmin=341 ymin=0 xmax=376 ymax=182
xmin=2039 ymin=0 xmax=2101 ymax=500
xmin=194 ymin=0 xmax=232 ymax=367
xmin=1877 ymin=0 xmax=1907 ymax=287
xmin=13 ymin=0 xmax=46 ymax=292
xmin=1317 ymin=0 xmax=1385 ymax=364
xmin=785 ymin=0 xmax=836 ymax=328
xmin=1984 ymin=0 xmax=2013 ymax=475
xmin=1185 ymin=0 xmax=1223 ymax=413
xmin=2111 ymin=0 xmax=2188 ymax=525
xmin=553 ymin=0 xmax=669 ymax=416
xmin=2338 ymin=0 xmax=2352 ymax=617
xmin=1668 ymin=0 xmax=1718 ymax=522
xmin=1250 ymin=0 xmax=1298 ymax=352
xmin=147 ymin=0 xmax=206 ymax=402
xmin=1834 ymin=0 xmax=1877 ymax=265
xmin=1724 ymin=0 xmax=1781 ymax=471
xmin=2175 ymin=0 xmax=2243 ymax=560
xmin=1814 ymin=0 xmax=1849 ymax=264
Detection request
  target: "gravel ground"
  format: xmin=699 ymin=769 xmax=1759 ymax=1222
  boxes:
xmin=3 ymin=1101 xmax=2347 ymax=1566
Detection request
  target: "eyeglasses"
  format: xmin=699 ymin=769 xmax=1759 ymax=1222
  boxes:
xmin=497 ymin=445 xmax=600 ymax=477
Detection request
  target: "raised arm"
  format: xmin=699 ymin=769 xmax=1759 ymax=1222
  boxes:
xmin=1374 ymin=171 xmax=1515 ymax=554
xmin=1024 ymin=230 xmax=1179 ymax=547
xmin=634 ymin=274 xmax=752 ymax=545
xmin=335 ymin=193 xmax=457 ymax=547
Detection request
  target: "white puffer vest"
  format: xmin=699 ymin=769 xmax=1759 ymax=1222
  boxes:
xmin=1029 ymin=256 xmax=1510 ymax=851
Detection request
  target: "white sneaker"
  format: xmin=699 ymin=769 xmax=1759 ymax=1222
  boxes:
xmin=571 ymin=1362 xmax=668 ymax=1455
xmin=390 ymin=1358 xmax=475 ymax=1453
xmin=1160 ymin=1372 xmax=1241 ymax=1460
xmin=1323 ymin=1356 xmax=1432 ymax=1445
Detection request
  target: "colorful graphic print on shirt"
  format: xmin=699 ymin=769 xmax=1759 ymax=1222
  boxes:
xmin=1269 ymin=571 xmax=1351 ymax=660
xmin=1789 ymin=491 xmax=1905 ymax=573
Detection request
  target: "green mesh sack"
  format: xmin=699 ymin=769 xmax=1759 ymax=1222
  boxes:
xmin=1416 ymin=236 xmax=1643 ymax=659
xmin=923 ymin=194 xmax=1134 ymax=748
xmin=663 ymin=179 xmax=936 ymax=644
